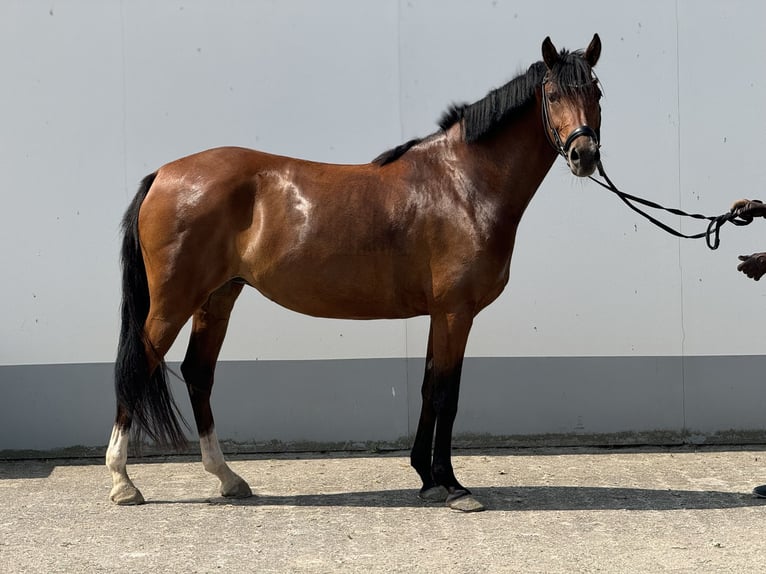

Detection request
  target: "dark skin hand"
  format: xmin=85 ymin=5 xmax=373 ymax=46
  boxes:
xmin=730 ymin=199 xmax=766 ymax=281
xmin=731 ymin=198 xmax=766 ymax=221
xmin=738 ymin=253 xmax=766 ymax=281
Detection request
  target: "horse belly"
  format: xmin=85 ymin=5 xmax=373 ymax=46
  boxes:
xmin=248 ymin=255 xmax=426 ymax=320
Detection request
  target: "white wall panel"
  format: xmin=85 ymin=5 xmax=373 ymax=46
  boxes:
xmin=676 ymin=0 xmax=766 ymax=356
xmin=0 ymin=2 xmax=126 ymax=365
xmin=1 ymin=1 xmax=764 ymax=365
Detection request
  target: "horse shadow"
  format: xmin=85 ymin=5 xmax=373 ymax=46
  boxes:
xmin=2 ymin=450 xmax=764 ymax=512
xmin=181 ymin=484 xmax=765 ymax=512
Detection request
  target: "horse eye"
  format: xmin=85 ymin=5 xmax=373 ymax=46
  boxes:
xmin=548 ymin=90 xmax=560 ymax=103
xmin=591 ymin=81 xmax=603 ymax=99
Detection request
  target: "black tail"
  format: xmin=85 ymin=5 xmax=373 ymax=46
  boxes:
xmin=114 ymin=172 xmax=188 ymax=450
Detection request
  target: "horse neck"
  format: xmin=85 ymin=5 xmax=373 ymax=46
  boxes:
xmin=463 ymin=99 xmax=558 ymax=222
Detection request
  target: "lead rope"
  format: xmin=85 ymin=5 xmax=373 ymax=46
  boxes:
xmin=588 ymin=161 xmax=754 ymax=250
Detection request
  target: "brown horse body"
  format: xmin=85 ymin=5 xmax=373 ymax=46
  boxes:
xmin=107 ymin=35 xmax=603 ymax=511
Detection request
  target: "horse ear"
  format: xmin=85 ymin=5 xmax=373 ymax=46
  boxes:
xmin=585 ymin=33 xmax=601 ymax=67
xmin=542 ymin=36 xmax=559 ymax=69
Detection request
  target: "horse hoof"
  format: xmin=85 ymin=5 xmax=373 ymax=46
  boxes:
xmin=221 ymin=476 xmax=253 ymax=498
xmin=446 ymin=490 xmax=485 ymax=512
xmin=109 ymin=484 xmax=145 ymax=505
xmin=419 ymin=485 xmax=449 ymax=503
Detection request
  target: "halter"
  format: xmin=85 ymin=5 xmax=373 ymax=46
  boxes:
xmin=541 ymin=74 xmax=600 ymax=165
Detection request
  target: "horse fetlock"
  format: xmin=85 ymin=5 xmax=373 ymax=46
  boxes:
xmin=201 ymin=457 xmax=226 ymax=475
xmin=431 ymin=463 xmax=458 ymax=489
xmin=419 ymin=485 xmax=449 ymax=502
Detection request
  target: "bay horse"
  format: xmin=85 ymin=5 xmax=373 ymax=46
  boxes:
xmin=107 ymin=34 xmax=603 ymax=512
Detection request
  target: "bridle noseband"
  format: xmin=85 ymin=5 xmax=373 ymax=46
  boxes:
xmin=541 ymin=74 xmax=600 ymax=164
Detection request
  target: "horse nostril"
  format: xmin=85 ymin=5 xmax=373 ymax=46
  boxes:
xmin=569 ymin=147 xmax=580 ymax=165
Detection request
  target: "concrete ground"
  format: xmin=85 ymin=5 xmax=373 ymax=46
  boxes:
xmin=2 ymin=446 xmax=766 ymax=573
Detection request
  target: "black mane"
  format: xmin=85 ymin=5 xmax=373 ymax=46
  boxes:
xmin=435 ymin=60 xmax=546 ymax=144
xmin=372 ymin=48 xmax=595 ymax=166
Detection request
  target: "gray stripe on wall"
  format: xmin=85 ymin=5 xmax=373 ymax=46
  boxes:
xmin=1 ymin=356 xmax=765 ymax=455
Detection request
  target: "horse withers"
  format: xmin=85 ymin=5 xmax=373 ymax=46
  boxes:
xmin=107 ymin=35 xmax=603 ymax=512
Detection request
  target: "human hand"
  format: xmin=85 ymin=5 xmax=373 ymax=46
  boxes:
xmin=737 ymin=253 xmax=766 ymax=281
xmin=730 ymin=199 xmax=766 ymax=221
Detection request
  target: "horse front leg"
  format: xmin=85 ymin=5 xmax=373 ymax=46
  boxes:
xmin=413 ymin=311 xmax=484 ymax=512
xmin=431 ymin=365 xmax=484 ymax=511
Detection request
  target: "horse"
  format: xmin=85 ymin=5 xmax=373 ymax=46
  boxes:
xmin=106 ymin=34 xmax=603 ymax=512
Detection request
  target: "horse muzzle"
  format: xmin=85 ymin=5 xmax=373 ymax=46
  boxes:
xmin=564 ymin=126 xmax=600 ymax=177
xmin=568 ymin=137 xmax=600 ymax=177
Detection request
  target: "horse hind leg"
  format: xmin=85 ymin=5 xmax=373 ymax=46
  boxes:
xmin=181 ymin=280 xmax=252 ymax=498
xmin=107 ymin=309 xmax=191 ymax=505
xmin=106 ymin=418 xmax=142 ymax=504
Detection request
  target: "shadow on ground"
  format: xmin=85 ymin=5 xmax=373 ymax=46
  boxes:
xmin=147 ymin=485 xmax=766 ymax=512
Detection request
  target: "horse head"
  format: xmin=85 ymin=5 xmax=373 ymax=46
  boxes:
xmin=541 ymin=33 xmax=602 ymax=177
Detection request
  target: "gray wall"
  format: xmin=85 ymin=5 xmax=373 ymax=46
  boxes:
xmin=2 ymin=1 xmax=766 ymax=453
xmin=4 ymin=355 xmax=766 ymax=453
